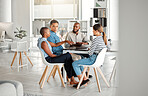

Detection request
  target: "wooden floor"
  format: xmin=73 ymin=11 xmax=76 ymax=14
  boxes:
xmin=0 ymin=49 xmax=118 ymax=96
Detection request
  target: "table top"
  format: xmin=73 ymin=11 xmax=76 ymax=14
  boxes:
xmin=63 ymin=45 xmax=118 ymax=53
xmin=63 ymin=46 xmax=89 ymax=51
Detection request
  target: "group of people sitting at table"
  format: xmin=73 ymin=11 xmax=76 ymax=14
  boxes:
xmin=38 ymin=19 xmax=107 ymax=88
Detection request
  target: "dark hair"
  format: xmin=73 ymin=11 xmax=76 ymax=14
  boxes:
xmin=40 ymin=27 xmax=49 ymax=36
xmin=50 ymin=19 xmax=59 ymax=26
xmin=74 ymin=22 xmax=80 ymax=25
xmin=93 ymin=24 xmax=108 ymax=45
xmin=93 ymin=24 xmax=101 ymax=31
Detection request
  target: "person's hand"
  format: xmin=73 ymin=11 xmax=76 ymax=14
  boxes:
xmin=65 ymin=40 xmax=74 ymax=45
xmin=82 ymin=42 xmax=89 ymax=45
xmin=76 ymin=42 xmax=88 ymax=45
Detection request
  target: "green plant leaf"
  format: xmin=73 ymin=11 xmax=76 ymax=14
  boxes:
xmin=20 ymin=26 xmax=22 ymax=30
xmin=16 ymin=27 xmax=20 ymax=32
xmin=15 ymin=26 xmax=27 ymax=39
xmin=14 ymin=31 xmax=18 ymax=33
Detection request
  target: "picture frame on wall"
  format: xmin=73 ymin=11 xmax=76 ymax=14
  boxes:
xmin=95 ymin=0 xmax=107 ymax=8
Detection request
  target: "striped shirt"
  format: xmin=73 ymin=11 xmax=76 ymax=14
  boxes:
xmin=88 ymin=36 xmax=106 ymax=56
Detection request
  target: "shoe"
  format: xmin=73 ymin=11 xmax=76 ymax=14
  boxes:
xmin=61 ymin=67 xmax=63 ymax=77
xmin=73 ymin=79 xmax=90 ymax=88
xmin=89 ymin=75 xmax=93 ymax=78
xmin=86 ymin=72 xmax=93 ymax=78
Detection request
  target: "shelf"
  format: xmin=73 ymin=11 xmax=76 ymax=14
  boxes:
xmin=91 ymin=7 xmax=106 ymax=9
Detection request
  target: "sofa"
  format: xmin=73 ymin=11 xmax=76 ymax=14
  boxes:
xmin=0 ymin=80 xmax=23 ymax=96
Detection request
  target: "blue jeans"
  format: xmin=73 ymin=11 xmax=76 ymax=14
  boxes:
xmin=72 ymin=54 xmax=97 ymax=76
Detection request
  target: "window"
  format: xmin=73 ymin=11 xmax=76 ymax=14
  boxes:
xmin=34 ymin=0 xmax=79 ymax=19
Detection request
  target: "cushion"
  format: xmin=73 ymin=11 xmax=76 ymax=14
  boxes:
xmin=0 ymin=83 xmax=16 ymax=96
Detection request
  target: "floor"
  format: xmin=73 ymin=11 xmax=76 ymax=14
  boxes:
xmin=0 ymin=47 xmax=118 ymax=96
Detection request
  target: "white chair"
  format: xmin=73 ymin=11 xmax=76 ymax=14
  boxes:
xmin=10 ymin=41 xmax=33 ymax=71
xmin=76 ymin=48 xmax=110 ymax=92
xmin=38 ymin=49 xmax=65 ymax=88
xmin=109 ymin=57 xmax=117 ymax=82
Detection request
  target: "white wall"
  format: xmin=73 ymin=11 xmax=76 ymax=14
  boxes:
xmin=0 ymin=0 xmax=12 ymax=22
xmin=81 ymin=0 xmax=94 ymax=36
xmin=12 ymin=0 xmax=32 ymax=40
xmin=118 ymin=0 xmax=148 ymax=96
xmin=109 ymin=0 xmax=119 ymax=41
xmin=81 ymin=0 xmax=94 ymax=20
xmin=34 ymin=4 xmax=77 ymax=19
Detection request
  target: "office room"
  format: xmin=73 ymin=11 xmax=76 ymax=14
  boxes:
xmin=0 ymin=0 xmax=147 ymax=96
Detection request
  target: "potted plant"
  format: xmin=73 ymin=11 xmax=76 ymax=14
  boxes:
xmin=14 ymin=27 xmax=27 ymax=39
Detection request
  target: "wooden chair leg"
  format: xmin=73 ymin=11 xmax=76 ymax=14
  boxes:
xmin=94 ymin=67 xmax=101 ymax=92
xmin=57 ymin=65 xmax=65 ymax=87
xmin=11 ymin=52 xmax=17 ymax=67
xmin=47 ymin=65 xmax=56 ymax=82
xmin=24 ymin=51 xmax=33 ymax=66
xmin=77 ymin=67 xmax=87 ymax=89
xmin=52 ymin=66 xmax=57 ymax=78
xmin=60 ymin=66 xmax=69 ymax=83
xmin=39 ymin=66 xmax=48 ymax=85
xmin=19 ymin=52 xmax=21 ymax=65
xmin=40 ymin=66 xmax=49 ymax=89
xmin=97 ymin=67 xmax=110 ymax=87
xmin=20 ymin=52 xmax=23 ymax=68
xmin=86 ymin=67 xmax=90 ymax=78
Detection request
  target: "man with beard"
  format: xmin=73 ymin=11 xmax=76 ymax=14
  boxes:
xmin=65 ymin=22 xmax=89 ymax=47
xmin=65 ymin=22 xmax=92 ymax=78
